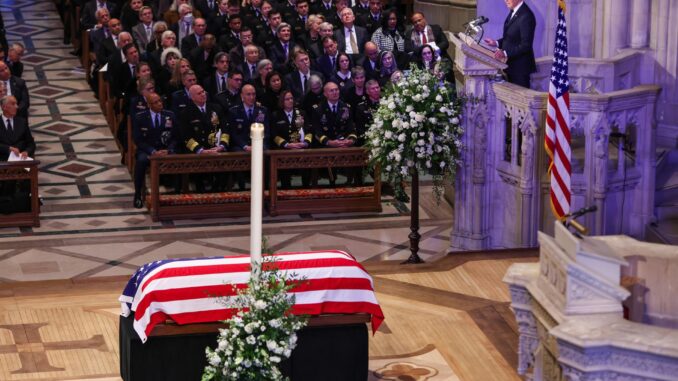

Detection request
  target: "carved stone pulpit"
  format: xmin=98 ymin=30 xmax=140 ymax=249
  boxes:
xmin=504 ymin=224 xmax=678 ymax=381
xmin=449 ymin=33 xmax=507 ymax=250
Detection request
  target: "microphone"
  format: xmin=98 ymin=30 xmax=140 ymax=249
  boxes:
xmin=569 ymin=205 xmax=598 ymax=218
xmin=469 ymin=16 xmax=489 ymax=27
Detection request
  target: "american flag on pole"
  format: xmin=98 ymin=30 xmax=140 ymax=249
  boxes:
xmin=120 ymin=251 xmax=385 ymax=342
xmin=545 ymin=0 xmax=571 ymax=219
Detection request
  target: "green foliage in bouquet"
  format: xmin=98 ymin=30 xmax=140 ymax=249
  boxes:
xmin=202 ymin=259 xmax=308 ymax=381
xmin=365 ymin=64 xmax=464 ymax=201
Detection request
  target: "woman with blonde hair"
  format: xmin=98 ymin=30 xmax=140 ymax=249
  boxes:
xmin=168 ymin=57 xmax=192 ymax=94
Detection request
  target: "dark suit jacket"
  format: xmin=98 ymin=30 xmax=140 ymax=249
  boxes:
xmin=267 ymin=40 xmax=296 ymax=74
xmin=271 ymin=108 xmax=311 ymax=148
xmin=7 ymin=61 xmax=23 ymax=78
xmin=240 ymin=60 xmax=260 ymax=84
xmin=407 ymin=24 xmax=450 ymax=59
xmin=226 ymin=103 xmax=270 ymax=150
xmin=96 ymin=35 xmax=118 ymax=67
xmin=284 ymin=70 xmax=324 ymax=100
xmin=498 ymin=3 xmax=537 ymax=83
xmin=180 ymin=33 xmax=202 ymax=58
xmin=358 ymin=56 xmax=379 ymax=80
xmin=356 ymin=12 xmax=383 ymax=35
xmin=8 ymin=77 xmax=29 ymax=119
xmin=202 ymin=72 xmax=229 ymax=99
xmin=310 ymin=100 xmax=356 ymax=146
xmin=194 ymin=0 xmax=218 ymax=19
xmin=132 ymin=109 xmax=178 ymax=155
xmin=334 ymin=25 xmax=368 ymax=55
xmin=0 ymin=116 xmax=35 ymax=161
xmin=81 ymin=0 xmax=119 ymax=30
xmin=189 ymin=47 xmax=217 ymax=81
xmin=170 ymin=88 xmax=191 ymax=117
xmin=110 ymin=62 xmax=137 ymax=99
xmin=89 ymin=27 xmax=108 ymax=55
xmin=315 ymin=54 xmax=338 ymax=80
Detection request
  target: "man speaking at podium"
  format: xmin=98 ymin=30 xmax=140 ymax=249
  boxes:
xmin=483 ymin=0 xmax=536 ymax=88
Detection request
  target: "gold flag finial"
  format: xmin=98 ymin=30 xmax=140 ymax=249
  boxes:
xmin=558 ymin=0 xmax=567 ymax=11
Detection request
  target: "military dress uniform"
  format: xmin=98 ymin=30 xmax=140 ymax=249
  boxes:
xmin=227 ymin=103 xmax=270 ymax=151
xmin=354 ymin=98 xmax=380 ymax=146
xmin=311 ymin=101 xmax=356 ymax=147
xmin=272 ymin=108 xmax=312 ymax=188
xmin=272 ymin=108 xmax=312 ymax=148
xmin=132 ymin=109 xmax=178 ymax=198
xmin=180 ymin=102 xmax=230 ymax=153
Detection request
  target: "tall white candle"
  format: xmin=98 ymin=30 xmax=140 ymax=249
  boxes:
xmin=250 ymin=123 xmax=264 ymax=277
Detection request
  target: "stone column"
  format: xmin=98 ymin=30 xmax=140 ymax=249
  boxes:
xmin=602 ymin=0 xmax=630 ymax=57
xmin=630 ymin=0 xmax=651 ymax=48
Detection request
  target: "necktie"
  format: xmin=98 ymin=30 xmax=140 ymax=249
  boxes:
xmin=220 ymin=75 xmax=226 ymax=93
xmin=154 ymin=113 xmax=160 ymax=128
xmin=5 ymin=119 xmax=11 ymax=131
xmin=251 ymin=64 xmax=256 ymax=77
xmin=113 ymin=36 xmax=118 ymax=46
xmin=349 ymin=29 xmax=358 ymax=53
xmin=287 ymin=112 xmax=292 ymax=123
xmin=283 ymin=43 xmax=289 ymax=58
xmin=200 ymin=106 xmax=206 ymax=114
xmin=331 ymin=104 xmax=336 ymax=114
xmin=247 ymin=108 xmax=253 ymax=120
xmin=184 ymin=22 xmax=190 ymax=36
xmin=146 ymin=25 xmax=152 ymax=40
xmin=131 ymin=64 xmax=136 ymax=75
xmin=303 ymin=75 xmax=308 ymax=93
xmin=421 ymin=31 xmax=427 ymax=45
xmin=208 ymin=0 xmax=214 ymax=9
xmin=330 ymin=55 xmax=335 ymax=68
xmin=302 ymin=16 xmax=307 ymax=24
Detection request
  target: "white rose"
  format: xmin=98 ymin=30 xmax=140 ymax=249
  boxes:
xmin=246 ymin=335 xmax=256 ymax=344
xmin=270 ymin=356 xmax=281 ymax=363
xmin=386 ymin=165 xmax=392 ymax=171
xmin=435 ymin=94 xmax=443 ymax=102
xmin=440 ymin=161 xmax=446 ymax=168
xmin=254 ymin=300 xmax=267 ymax=309
xmin=415 ymin=113 xmax=424 ymax=122
xmin=398 ymin=133 xmax=406 ymax=142
xmin=387 ymin=102 xmax=395 ymax=109
xmin=267 ymin=340 xmax=278 ymax=351
xmin=405 ymin=105 xmax=414 ymax=112
xmin=417 ymin=139 xmax=425 ymax=146
xmin=426 ymin=160 xmax=432 ymax=168
xmin=384 ymin=130 xmax=393 ymax=139
xmin=451 ymin=117 xmax=459 ymax=124
xmin=401 ymin=121 xmax=409 ymax=129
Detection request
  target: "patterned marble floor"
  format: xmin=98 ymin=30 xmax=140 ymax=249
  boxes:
xmin=0 ymin=1 xmax=531 ymax=380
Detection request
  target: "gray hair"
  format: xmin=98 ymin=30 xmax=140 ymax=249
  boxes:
xmin=0 ymin=95 xmax=16 ymax=107
xmin=153 ymin=21 xmax=168 ymax=33
xmin=256 ymin=59 xmax=273 ymax=72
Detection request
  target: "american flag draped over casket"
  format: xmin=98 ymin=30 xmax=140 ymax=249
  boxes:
xmin=119 ymin=250 xmax=385 ymax=342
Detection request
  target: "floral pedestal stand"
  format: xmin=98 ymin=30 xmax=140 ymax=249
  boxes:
xmin=403 ymin=168 xmax=424 ymax=264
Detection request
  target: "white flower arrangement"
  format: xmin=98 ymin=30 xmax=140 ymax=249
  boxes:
xmin=365 ymin=65 xmax=464 ymax=201
xmin=202 ymin=260 xmax=308 ymax=381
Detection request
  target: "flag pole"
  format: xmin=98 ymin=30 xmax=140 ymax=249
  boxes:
xmin=250 ymin=123 xmax=264 ymax=278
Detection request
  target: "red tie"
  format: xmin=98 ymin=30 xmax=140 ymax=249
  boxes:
xmin=421 ymin=32 xmax=427 ymax=45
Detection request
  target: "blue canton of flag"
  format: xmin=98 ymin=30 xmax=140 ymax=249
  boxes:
xmin=551 ymin=7 xmax=569 ymax=97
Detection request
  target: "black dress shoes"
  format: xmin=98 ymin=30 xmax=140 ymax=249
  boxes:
xmin=133 ymin=195 xmax=143 ymax=209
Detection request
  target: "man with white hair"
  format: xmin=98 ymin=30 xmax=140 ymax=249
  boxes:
xmin=170 ymin=3 xmax=195 ymax=49
xmin=131 ymin=5 xmax=155 ymax=55
xmin=180 ymin=17 xmax=208 ymax=57
xmin=180 ymin=84 xmax=228 ymax=154
xmin=334 ymin=7 xmax=367 ymax=59
xmin=240 ymin=44 xmax=261 ymax=84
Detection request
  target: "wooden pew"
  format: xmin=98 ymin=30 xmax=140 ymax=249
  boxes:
xmin=267 ymin=148 xmax=381 ymax=216
xmin=0 ymin=160 xmax=41 ymax=228
xmin=147 ymin=153 xmax=253 ymax=221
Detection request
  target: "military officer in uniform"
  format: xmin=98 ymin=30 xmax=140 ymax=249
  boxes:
xmin=271 ymin=90 xmax=311 ymax=188
xmin=131 ymin=93 xmax=178 ymax=208
xmin=227 ymin=84 xmax=269 ymax=151
xmin=312 ymin=81 xmax=356 ymax=148
xmin=354 ymin=79 xmax=381 ymax=146
xmin=311 ymin=81 xmax=356 ymax=185
xmin=181 ymin=84 xmax=229 ymax=154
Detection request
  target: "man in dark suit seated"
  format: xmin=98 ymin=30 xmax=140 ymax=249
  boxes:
xmin=6 ymin=43 xmax=25 ymax=78
xmin=218 ymin=14 xmax=242 ymax=53
xmin=189 ymin=33 xmax=218 ymax=82
xmin=355 ymin=0 xmax=383 ymax=36
xmin=483 ymin=0 xmax=536 ymax=88
xmin=0 ymin=95 xmax=35 ymax=202
xmin=256 ymin=9 xmax=283 ymax=53
xmin=95 ymin=18 xmax=123 ymax=68
xmin=180 ymin=17 xmax=208 ymax=58
xmin=110 ymin=43 xmax=141 ymax=100
xmin=202 ymin=52 xmax=230 ymax=98
xmin=287 ymin=0 xmax=309 ymax=38
xmin=207 ymin=0 xmax=231 ymax=38
xmin=267 ymin=23 xmax=296 ymax=74
xmin=227 ymin=84 xmax=269 ymax=152
xmin=334 ymin=7 xmax=367 ymax=61
xmin=284 ymin=49 xmax=323 ymax=100
xmin=81 ymin=0 xmax=119 ymax=30
xmin=316 ymin=36 xmax=340 ymax=80
xmin=359 ymin=41 xmax=380 ymax=80
xmin=407 ymin=12 xmax=450 ymax=60
xmin=0 ymin=62 xmax=29 ymax=120
xmin=131 ymin=92 xmax=178 ymax=208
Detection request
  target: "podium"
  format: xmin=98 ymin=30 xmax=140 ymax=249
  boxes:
xmin=504 ymin=223 xmax=678 ymax=380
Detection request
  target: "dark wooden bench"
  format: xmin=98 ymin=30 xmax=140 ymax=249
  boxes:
xmin=147 ymin=153 xmax=253 ymax=221
xmin=267 ymin=148 xmax=381 ymax=216
xmin=0 ymin=160 xmax=41 ymax=228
